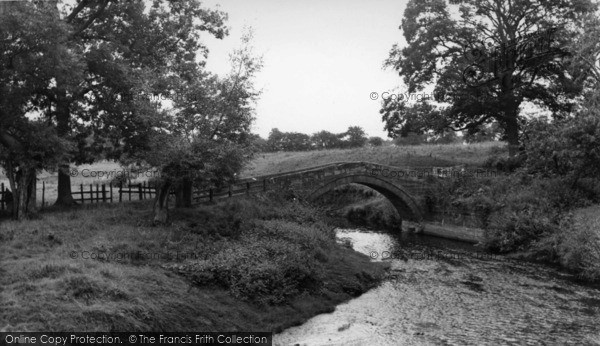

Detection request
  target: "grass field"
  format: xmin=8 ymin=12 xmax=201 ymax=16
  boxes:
xmin=242 ymin=141 xmax=505 ymax=178
xmin=0 ymin=197 xmax=387 ymax=332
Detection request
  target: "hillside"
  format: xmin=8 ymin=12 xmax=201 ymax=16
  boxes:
xmin=242 ymin=141 xmax=505 ymax=178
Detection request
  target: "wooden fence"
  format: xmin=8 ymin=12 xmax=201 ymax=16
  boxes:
xmin=0 ymin=178 xmax=276 ymax=210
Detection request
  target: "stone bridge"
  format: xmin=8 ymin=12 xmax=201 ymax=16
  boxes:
xmin=202 ymin=162 xmax=436 ymax=222
xmin=197 ymin=162 xmax=484 ymax=243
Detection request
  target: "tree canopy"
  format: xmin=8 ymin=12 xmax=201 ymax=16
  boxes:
xmin=381 ymin=0 xmax=598 ymax=156
xmin=0 ymin=0 xmax=256 ymax=220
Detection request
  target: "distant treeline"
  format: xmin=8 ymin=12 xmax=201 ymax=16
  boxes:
xmin=254 ymin=126 xmax=384 ymax=152
xmin=254 ymin=123 xmax=501 ymax=152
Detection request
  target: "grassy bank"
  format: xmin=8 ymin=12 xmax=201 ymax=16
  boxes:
xmin=0 ymin=195 xmax=387 ymax=332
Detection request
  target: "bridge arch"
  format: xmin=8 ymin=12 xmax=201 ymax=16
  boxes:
xmin=308 ymin=174 xmax=424 ymax=222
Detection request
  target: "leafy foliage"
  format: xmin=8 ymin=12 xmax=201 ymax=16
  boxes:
xmin=172 ymin=198 xmax=335 ymax=305
xmin=368 ymin=137 xmax=384 ymax=146
xmin=382 ymin=0 xmax=596 ymax=155
xmin=266 ymin=126 xmax=370 ymax=152
xmin=139 ymin=31 xmax=262 ymax=193
xmin=523 ymin=88 xmax=600 ymax=183
xmin=0 ymin=0 xmax=232 ymax=209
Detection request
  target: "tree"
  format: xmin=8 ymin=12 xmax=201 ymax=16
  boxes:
xmin=463 ymin=122 xmax=501 ymax=143
xmin=382 ymin=0 xmax=597 ymax=156
xmin=282 ymin=132 xmax=312 ymax=151
xmin=393 ymin=132 xmax=427 ymax=146
xmin=524 ymin=108 xmax=600 ymax=185
xmin=267 ymin=129 xmax=312 ymax=151
xmin=249 ymin=134 xmax=269 ymax=153
xmin=267 ymin=128 xmax=285 ymax=152
xmin=341 ymin=126 xmax=368 ymax=148
xmin=565 ymin=13 xmax=600 ymax=108
xmin=368 ymin=137 xmax=384 ymax=146
xmin=311 ymin=130 xmax=342 ymax=149
xmin=139 ymin=31 xmax=262 ymax=223
xmin=0 ymin=1 xmax=77 ymax=219
xmin=7 ymin=0 xmax=228 ymax=206
xmin=524 ymin=16 xmax=600 ymax=185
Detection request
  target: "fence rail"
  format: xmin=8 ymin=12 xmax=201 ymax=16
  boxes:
xmin=0 ymin=179 xmax=276 ymax=210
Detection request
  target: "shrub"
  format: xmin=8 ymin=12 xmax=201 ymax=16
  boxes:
xmin=183 ymin=220 xmax=332 ymax=305
xmin=483 ymin=153 xmax=525 ymax=172
xmin=485 ymin=209 xmax=559 ymax=253
xmin=368 ymin=137 xmax=384 ymax=147
xmin=393 ymin=132 xmax=427 ymax=146
xmin=533 ymin=208 xmax=600 ymax=282
xmin=523 ymin=112 xmax=600 ymax=183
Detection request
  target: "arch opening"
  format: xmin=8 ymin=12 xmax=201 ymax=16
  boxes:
xmin=308 ymin=174 xmax=424 ymax=222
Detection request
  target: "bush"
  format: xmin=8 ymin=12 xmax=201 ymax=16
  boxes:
xmin=559 ymin=211 xmax=600 ymax=282
xmin=485 ymin=209 xmax=559 ymax=253
xmin=183 ymin=219 xmax=332 ymax=305
xmin=533 ymin=208 xmax=600 ymax=282
xmin=483 ymin=153 xmax=525 ymax=172
xmin=393 ymin=132 xmax=427 ymax=146
xmin=368 ymin=137 xmax=384 ymax=147
xmin=523 ymin=112 xmax=600 ymax=182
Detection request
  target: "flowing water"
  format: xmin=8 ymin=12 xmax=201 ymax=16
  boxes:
xmin=274 ymin=228 xmax=600 ymax=346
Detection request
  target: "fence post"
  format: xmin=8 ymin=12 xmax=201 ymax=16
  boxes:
xmin=96 ymin=184 xmax=100 ymax=203
xmin=89 ymin=184 xmax=93 ymax=203
xmin=102 ymin=184 xmax=106 ymax=203
xmin=128 ymin=183 xmax=132 ymax=201
xmin=80 ymin=184 xmax=84 ymax=204
xmin=109 ymin=182 xmax=113 ymax=203
xmin=119 ymin=182 xmax=123 ymax=202
xmin=142 ymin=181 xmax=146 ymax=200
xmin=138 ymin=183 xmax=142 ymax=200
xmin=1 ymin=183 xmax=4 ymax=210
xmin=42 ymin=181 xmax=45 ymax=209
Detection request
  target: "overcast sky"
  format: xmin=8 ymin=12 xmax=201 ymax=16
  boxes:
xmin=202 ymin=0 xmax=409 ymax=139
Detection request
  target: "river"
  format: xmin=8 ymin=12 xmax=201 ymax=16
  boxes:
xmin=274 ymin=228 xmax=600 ymax=345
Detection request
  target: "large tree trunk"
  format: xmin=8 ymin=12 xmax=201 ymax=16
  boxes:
xmin=505 ymin=114 xmax=520 ymax=157
xmin=10 ymin=167 xmax=37 ymax=220
xmin=153 ymin=182 xmax=171 ymax=224
xmin=55 ymin=90 xmax=76 ymax=206
xmin=27 ymin=172 xmax=37 ymax=214
xmin=501 ymin=73 xmax=521 ymax=157
xmin=55 ymin=163 xmax=76 ymax=206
